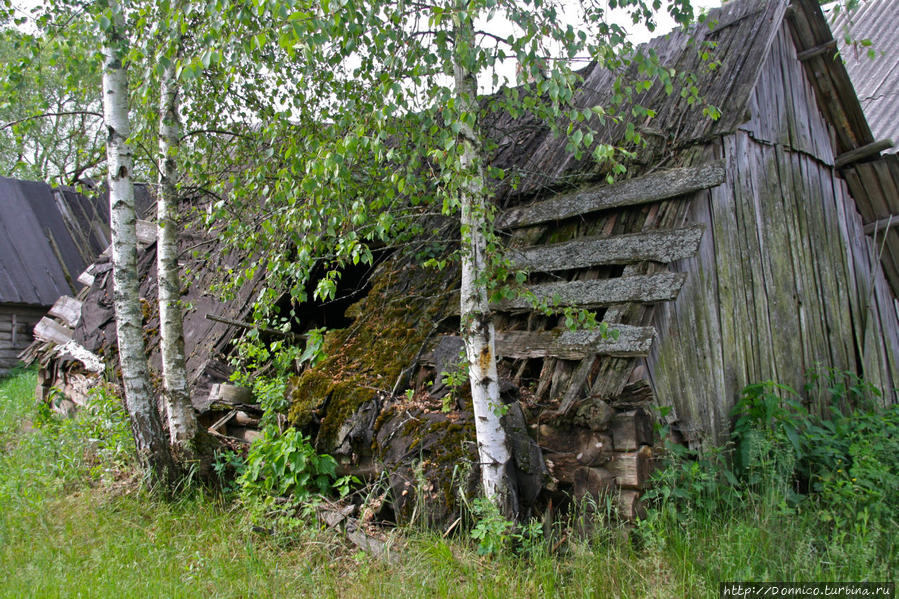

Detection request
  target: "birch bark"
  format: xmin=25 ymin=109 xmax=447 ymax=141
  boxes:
xmin=102 ymin=0 xmax=174 ymax=484
xmin=157 ymin=49 xmax=198 ymax=452
xmin=452 ymin=5 xmax=517 ymax=516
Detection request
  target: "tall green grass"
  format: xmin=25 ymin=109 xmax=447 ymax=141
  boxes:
xmin=0 ymin=368 xmax=894 ymax=598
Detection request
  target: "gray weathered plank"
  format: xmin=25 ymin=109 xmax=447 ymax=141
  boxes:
xmin=510 ymin=225 xmax=704 ymax=272
xmin=33 ymin=317 xmax=73 ymax=345
xmin=49 ymin=296 xmax=83 ymax=328
xmin=495 ymin=326 xmax=655 ymax=359
xmin=496 ymin=273 xmax=687 ymax=310
xmin=496 ymin=162 xmax=726 ymax=229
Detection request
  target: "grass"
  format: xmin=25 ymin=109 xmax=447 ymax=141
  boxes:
xmin=0 ymin=368 xmax=894 ymax=598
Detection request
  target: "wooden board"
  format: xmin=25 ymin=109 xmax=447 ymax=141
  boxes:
xmin=510 ymin=225 xmax=704 ymax=272
xmin=495 ymin=326 xmax=655 ymax=359
xmin=496 ymin=273 xmax=687 ymax=310
xmin=48 ymin=296 xmax=83 ymax=328
xmin=33 ymin=317 xmax=73 ymax=345
xmin=496 ymin=162 xmax=725 ymax=229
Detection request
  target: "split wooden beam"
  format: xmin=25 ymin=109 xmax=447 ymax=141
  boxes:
xmin=495 ymin=161 xmax=725 ymax=229
xmin=510 ymin=225 xmax=704 ymax=272
xmin=497 ymin=326 xmax=655 ymax=359
xmin=495 ymin=272 xmax=687 ymax=311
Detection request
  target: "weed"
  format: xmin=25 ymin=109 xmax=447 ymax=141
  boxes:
xmin=238 ymin=426 xmax=339 ymax=501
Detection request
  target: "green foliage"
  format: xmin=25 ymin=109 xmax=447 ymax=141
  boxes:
xmin=65 ymin=383 xmax=137 ymax=476
xmin=211 ymin=448 xmax=246 ymax=495
xmin=0 ymin=26 xmax=104 ymax=185
xmin=229 ymin=328 xmax=326 ymax=425
xmin=438 ymin=350 xmax=469 ymax=413
xmin=236 ymin=426 xmax=350 ymax=502
xmin=640 ymin=368 xmax=898 ymax=577
xmin=469 ymin=497 xmax=543 ymax=557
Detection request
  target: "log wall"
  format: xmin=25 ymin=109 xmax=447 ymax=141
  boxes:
xmin=0 ymin=305 xmax=47 ymax=374
xmin=648 ymin=25 xmax=899 ymax=446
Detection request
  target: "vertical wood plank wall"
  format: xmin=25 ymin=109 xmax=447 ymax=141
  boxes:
xmin=647 ymin=24 xmax=899 ymax=447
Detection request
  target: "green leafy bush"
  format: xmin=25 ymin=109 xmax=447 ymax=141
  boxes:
xmin=468 ymin=497 xmax=544 ymax=557
xmin=643 ymin=369 xmax=899 ymax=563
xmin=237 ymin=426 xmax=350 ymax=502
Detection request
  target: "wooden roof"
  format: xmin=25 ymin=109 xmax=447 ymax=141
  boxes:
xmin=0 ymin=177 xmax=109 ymax=306
xmin=488 ymin=0 xmax=876 ymax=204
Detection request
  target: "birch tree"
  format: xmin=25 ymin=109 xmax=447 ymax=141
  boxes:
xmin=101 ymin=0 xmax=175 ymax=484
xmin=452 ymin=3 xmax=515 ymax=512
xmin=153 ymin=6 xmax=198 ymax=455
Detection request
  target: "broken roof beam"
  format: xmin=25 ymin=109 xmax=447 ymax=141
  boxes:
xmin=835 ymin=140 xmax=895 ymax=169
xmin=496 ymin=326 xmax=655 ymax=359
xmin=496 ymin=162 xmax=725 ymax=229
xmin=510 ymin=225 xmax=704 ymax=272
xmin=495 ymin=272 xmax=687 ymax=311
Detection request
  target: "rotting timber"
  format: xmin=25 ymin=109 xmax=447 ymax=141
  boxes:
xmin=279 ymin=158 xmax=719 ymax=524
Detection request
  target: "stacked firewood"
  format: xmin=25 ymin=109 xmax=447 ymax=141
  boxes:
xmin=536 ymin=380 xmax=656 ymax=520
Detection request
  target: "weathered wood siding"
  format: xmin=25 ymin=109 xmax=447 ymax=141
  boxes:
xmin=0 ymin=305 xmax=46 ymax=374
xmin=647 ymin=25 xmax=899 ymax=446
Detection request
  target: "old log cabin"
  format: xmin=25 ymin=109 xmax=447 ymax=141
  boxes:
xmin=29 ymin=0 xmax=899 ymax=520
xmin=0 ymin=177 xmax=113 ymax=374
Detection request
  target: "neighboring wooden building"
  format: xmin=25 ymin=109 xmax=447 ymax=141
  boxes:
xmin=0 ymin=177 xmax=110 ymax=374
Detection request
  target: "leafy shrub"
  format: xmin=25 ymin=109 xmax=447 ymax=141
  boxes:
xmin=469 ymin=497 xmax=543 ymax=556
xmin=644 ymin=369 xmax=899 ymax=554
xmin=237 ymin=426 xmax=352 ymax=502
xmin=73 ymin=383 xmax=137 ymax=472
xmin=228 ymin=328 xmax=327 ymax=426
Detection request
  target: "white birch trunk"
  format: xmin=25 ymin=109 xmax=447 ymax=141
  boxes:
xmin=453 ymin=9 xmax=518 ymax=516
xmin=102 ymin=1 xmax=174 ymax=484
xmin=157 ymin=51 xmax=198 ymax=451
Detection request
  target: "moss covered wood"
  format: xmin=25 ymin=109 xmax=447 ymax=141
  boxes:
xmin=495 ymin=273 xmax=687 ymax=311
xmin=287 ymin=257 xmax=458 ymax=452
xmin=509 ymin=226 xmax=704 ymax=272
xmin=496 ymin=162 xmax=725 ymax=229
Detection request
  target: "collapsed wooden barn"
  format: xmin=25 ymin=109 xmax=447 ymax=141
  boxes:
xmin=29 ymin=0 xmax=899 ymax=521
xmin=286 ymin=0 xmax=899 ymax=518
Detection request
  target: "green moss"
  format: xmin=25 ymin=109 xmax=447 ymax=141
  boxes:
xmin=286 ymin=369 xmax=333 ymax=428
xmin=287 ymin=257 xmax=459 ymax=451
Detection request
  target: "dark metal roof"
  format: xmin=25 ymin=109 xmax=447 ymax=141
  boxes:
xmin=0 ymin=177 xmax=110 ymax=306
xmin=827 ymin=0 xmax=899 ymax=153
